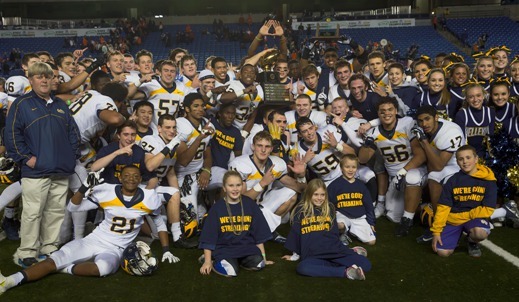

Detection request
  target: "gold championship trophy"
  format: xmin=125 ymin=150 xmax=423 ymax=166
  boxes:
xmin=257 ymin=49 xmax=290 ymax=104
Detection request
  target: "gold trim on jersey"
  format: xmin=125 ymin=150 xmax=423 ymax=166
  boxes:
xmin=375 ymin=131 xmax=408 ymax=142
xmin=149 ymin=87 xmax=185 ymax=97
xmin=99 ymin=197 xmax=153 ymax=214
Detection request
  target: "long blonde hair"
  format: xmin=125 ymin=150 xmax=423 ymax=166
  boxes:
xmin=291 ymin=179 xmax=334 ymax=227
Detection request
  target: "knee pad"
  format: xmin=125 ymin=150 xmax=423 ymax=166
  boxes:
xmin=405 ymin=169 xmax=425 ymax=187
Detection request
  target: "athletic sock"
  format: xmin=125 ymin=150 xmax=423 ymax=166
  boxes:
xmin=403 ymin=211 xmax=415 ymax=220
xmin=171 ymin=222 xmax=181 ymax=241
xmin=4 ymin=207 xmax=16 ymax=219
xmin=10 ymin=271 xmax=27 ymax=287
xmin=377 ymin=195 xmax=385 ymax=205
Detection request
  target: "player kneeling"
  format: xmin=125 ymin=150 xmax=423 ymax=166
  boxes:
xmin=327 ymin=155 xmax=376 ymax=246
xmin=431 ymin=145 xmax=497 ymax=258
xmin=0 ymin=166 xmax=179 ymax=295
xmin=199 ymin=171 xmax=273 ymax=277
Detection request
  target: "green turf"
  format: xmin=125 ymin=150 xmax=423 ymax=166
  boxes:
xmin=1 ymin=219 xmax=518 ymax=301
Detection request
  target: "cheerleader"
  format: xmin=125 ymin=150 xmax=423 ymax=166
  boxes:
xmin=412 ymin=68 xmax=459 ymax=120
xmin=448 ymin=63 xmax=470 ymax=108
xmin=488 ymin=79 xmax=517 ymax=126
xmin=510 ymin=55 xmax=519 ymax=97
xmin=455 ymin=83 xmax=495 ymax=159
xmin=489 ymin=46 xmax=511 ymax=78
xmin=471 ymin=55 xmax=495 ymax=92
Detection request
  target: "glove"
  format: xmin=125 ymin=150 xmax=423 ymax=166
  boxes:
xmin=268 ymin=122 xmax=282 ymax=140
xmin=83 ymin=168 xmax=104 ymax=188
xmin=166 ymin=136 xmax=181 ymax=151
xmin=363 ymin=136 xmax=376 ymax=149
xmin=288 ymin=252 xmax=300 ymax=261
xmin=317 ymin=91 xmax=327 ymax=106
xmin=393 ymin=168 xmax=407 ymax=191
xmin=337 ymin=35 xmax=352 ymax=45
xmin=85 ymin=57 xmax=105 ymax=74
xmin=411 ymin=126 xmax=427 ymax=141
xmin=272 ymin=139 xmax=282 ymax=154
xmin=162 ymin=251 xmax=180 ymax=263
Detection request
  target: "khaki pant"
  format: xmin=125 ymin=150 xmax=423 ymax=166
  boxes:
xmin=17 ymin=176 xmax=69 ymax=259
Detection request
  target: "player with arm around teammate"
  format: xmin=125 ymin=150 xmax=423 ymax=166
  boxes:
xmin=358 ymin=97 xmax=427 ymax=237
xmin=199 ymin=171 xmax=273 ymax=277
xmin=431 ymin=145 xmax=497 ymax=257
xmin=282 ymin=179 xmax=371 ymax=280
xmin=0 ymin=165 xmax=179 ymax=296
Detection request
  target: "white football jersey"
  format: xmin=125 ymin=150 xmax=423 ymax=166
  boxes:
xmin=225 ymin=80 xmax=264 ymax=129
xmin=0 ymin=92 xmax=8 ymax=109
xmin=139 ymin=79 xmax=189 ymax=127
xmin=285 ymin=110 xmax=328 ymax=147
xmin=293 ymin=125 xmax=342 ymax=183
xmin=139 ymin=134 xmax=177 ymax=183
xmin=328 ymin=84 xmax=351 ymax=106
xmin=69 ymin=183 xmax=161 ymax=248
xmin=4 ymin=75 xmax=31 ymax=102
xmin=292 ymin=81 xmax=318 ymax=110
xmin=58 ymin=71 xmax=80 ymax=95
xmin=229 ymin=154 xmax=287 ymax=195
xmin=428 ymin=119 xmax=465 ymax=170
xmin=69 ymin=90 xmax=118 ymax=143
xmin=367 ymin=116 xmax=416 ymax=176
xmin=175 ymin=117 xmax=212 ymax=178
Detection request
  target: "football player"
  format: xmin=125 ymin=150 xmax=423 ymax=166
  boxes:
xmin=179 ymin=54 xmax=200 ymax=89
xmin=414 ymin=105 xmax=465 ymax=242
xmin=293 ymin=65 xmax=324 ymax=111
xmin=133 ymin=60 xmax=190 ymax=131
xmin=285 ymin=94 xmax=328 ymax=148
xmin=0 ymin=165 xmax=179 ymax=296
xmin=359 ymin=97 xmax=427 ymax=237
xmin=229 ymin=131 xmax=306 ymax=243
xmin=220 ymin=64 xmax=264 ymax=133
xmin=131 ymin=101 xmax=155 ymax=141
xmin=174 ymin=93 xmax=214 ymax=221
xmin=243 ymin=109 xmax=289 ymax=162
xmin=328 ymin=60 xmax=353 ymax=106
xmin=4 ymin=53 xmax=39 ymax=108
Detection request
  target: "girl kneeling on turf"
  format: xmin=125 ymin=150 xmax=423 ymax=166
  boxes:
xmin=199 ymin=171 xmax=273 ymax=277
xmin=283 ymin=179 xmax=372 ymax=280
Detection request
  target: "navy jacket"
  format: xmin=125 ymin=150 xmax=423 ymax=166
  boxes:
xmin=5 ymin=91 xmax=80 ymax=178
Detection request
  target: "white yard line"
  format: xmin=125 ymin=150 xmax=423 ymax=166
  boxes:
xmin=480 ymin=239 xmax=519 ymax=269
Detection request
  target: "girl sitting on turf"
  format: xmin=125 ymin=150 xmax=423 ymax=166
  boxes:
xmin=282 ymin=178 xmax=371 ymax=280
xmin=199 ymin=170 xmax=273 ymax=277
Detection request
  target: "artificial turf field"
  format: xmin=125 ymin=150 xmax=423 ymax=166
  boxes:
xmin=0 ymin=218 xmax=518 ymax=302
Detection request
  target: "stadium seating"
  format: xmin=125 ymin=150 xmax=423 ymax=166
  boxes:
xmin=446 ymin=16 xmax=519 ymax=52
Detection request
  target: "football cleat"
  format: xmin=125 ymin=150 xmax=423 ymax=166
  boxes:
xmin=395 ymin=217 xmax=413 ymax=237
xmin=346 ymin=265 xmax=365 ymax=281
xmin=179 ymin=202 xmax=198 ymax=238
xmin=120 ymin=241 xmax=158 ymax=276
xmin=172 ymin=235 xmax=198 ymax=249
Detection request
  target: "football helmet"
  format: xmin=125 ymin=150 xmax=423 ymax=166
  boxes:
xmin=0 ymin=157 xmax=20 ymax=185
xmin=120 ymin=241 xmax=158 ymax=276
xmin=180 ymin=201 xmax=198 ymax=238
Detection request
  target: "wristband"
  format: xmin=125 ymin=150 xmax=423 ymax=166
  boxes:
xmin=235 ymin=89 xmax=244 ymax=98
xmin=297 ymin=176 xmax=307 ymax=184
xmin=162 ymin=246 xmax=169 ymax=253
xmin=255 ymin=36 xmax=263 ymax=41
xmin=240 ymin=130 xmax=249 ymax=138
xmin=201 ymin=168 xmax=211 ymax=175
xmin=253 ymin=183 xmax=264 ymax=193
xmin=335 ymin=144 xmax=344 ymax=153
xmin=161 ymin=147 xmax=171 ymax=156
xmin=78 ymin=184 xmax=89 ymax=194
xmin=206 ymin=91 xmax=213 ymax=99
xmin=261 ymin=253 xmax=266 ymax=258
